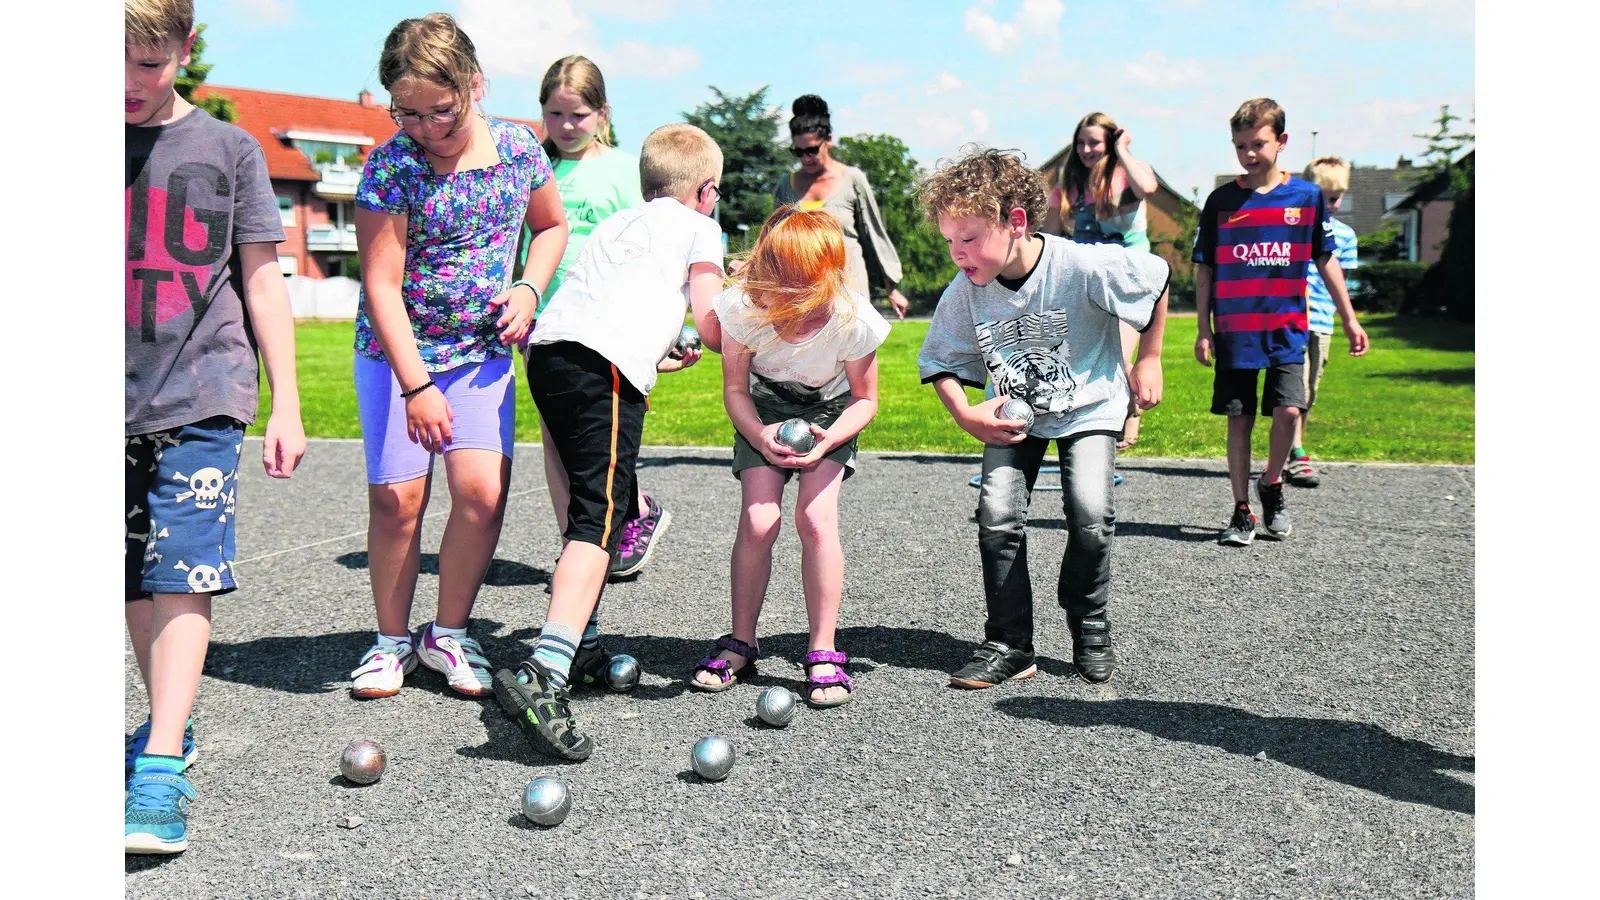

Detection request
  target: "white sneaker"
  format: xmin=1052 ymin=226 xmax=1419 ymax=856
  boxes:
xmin=416 ymin=624 xmax=493 ymax=697
xmin=349 ymin=643 xmax=417 ymax=699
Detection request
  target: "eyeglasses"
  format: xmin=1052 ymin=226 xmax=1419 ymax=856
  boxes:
xmin=699 ymin=179 xmax=723 ymax=203
xmin=390 ymin=109 xmax=459 ymax=127
xmin=789 ymin=144 xmax=824 ymax=158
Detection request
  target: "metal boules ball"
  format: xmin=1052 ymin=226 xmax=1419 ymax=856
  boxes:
xmin=755 ymin=686 xmax=797 ymax=728
xmin=775 ymin=418 xmax=818 ymax=454
xmin=690 ymin=736 xmax=736 ymax=781
xmin=999 ymin=398 xmax=1035 ymax=430
xmin=605 ymin=654 xmax=640 ymax=693
xmin=521 ymin=776 xmax=572 ymax=826
xmin=674 ymin=325 xmax=702 ymax=357
xmin=340 ymin=739 xmax=386 ymax=785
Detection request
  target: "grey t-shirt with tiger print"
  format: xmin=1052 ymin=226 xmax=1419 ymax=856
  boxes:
xmin=917 ymin=233 xmax=1169 ymax=440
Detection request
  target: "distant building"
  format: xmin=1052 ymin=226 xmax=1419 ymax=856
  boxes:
xmin=195 ymin=85 xmax=546 ymax=281
xmin=1381 ymin=151 xmax=1470 ymax=265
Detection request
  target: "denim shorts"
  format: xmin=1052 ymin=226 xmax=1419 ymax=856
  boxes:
xmin=126 ymin=416 xmax=245 ymax=601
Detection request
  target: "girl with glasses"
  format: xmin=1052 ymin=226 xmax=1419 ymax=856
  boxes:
xmin=772 ymin=95 xmax=909 ymax=320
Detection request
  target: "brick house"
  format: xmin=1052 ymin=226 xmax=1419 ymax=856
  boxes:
xmin=194 ymin=84 xmax=547 ymax=281
xmin=1380 ymin=151 xmax=1470 ymax=265
xmin=1037 ymin=147 xmax=1199 ymax=278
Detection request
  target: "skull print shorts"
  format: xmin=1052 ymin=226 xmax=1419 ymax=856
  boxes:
xmin=125 ymin=416 xmax=245 ymax=601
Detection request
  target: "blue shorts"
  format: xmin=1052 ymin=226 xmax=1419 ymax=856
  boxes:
xmin=125 ymin=416 xmax=245 ymax=601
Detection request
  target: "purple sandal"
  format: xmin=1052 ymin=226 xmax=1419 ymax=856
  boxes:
xmin=803 ymin=650 xmax=854 ymax=708
xmin=689 ymin=634 xmax=759 ymax=693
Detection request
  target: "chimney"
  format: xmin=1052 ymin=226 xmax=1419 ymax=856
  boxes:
xmin=358 ymin=90 xmax=375 ymax=108
xmin=1396 ymin=155 xmax=1412 ymax=169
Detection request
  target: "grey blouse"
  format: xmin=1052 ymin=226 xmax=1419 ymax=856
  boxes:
xmin=772 ymin=165 xmax=903 ymax=296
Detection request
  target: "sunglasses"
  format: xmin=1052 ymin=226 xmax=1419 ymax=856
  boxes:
xmin=789 ymin=144 xmax=824 ymax=158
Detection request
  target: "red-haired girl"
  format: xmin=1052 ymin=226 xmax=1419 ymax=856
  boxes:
xmin=689 ymin=207 xmax=889 ymax=708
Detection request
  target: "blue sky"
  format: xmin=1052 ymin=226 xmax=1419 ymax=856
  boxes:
xmin=199 ymin=0 xmax=1473 ymax=200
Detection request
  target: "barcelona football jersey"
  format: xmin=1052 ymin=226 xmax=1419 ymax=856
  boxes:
xmin=1193 ymin=174 xmax=1335 ymax=369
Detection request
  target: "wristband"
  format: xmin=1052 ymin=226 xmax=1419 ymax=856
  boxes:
xmin=510 ymin=279 xmax=542 ymax=307
xmin=400 ymin=380 xmax=436 ymax=399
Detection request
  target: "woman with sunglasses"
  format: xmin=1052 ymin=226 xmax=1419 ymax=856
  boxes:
xmin=772 ymin=95 xmax=908 ymax=320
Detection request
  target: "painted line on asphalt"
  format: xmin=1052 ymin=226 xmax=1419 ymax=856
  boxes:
xmin=231 ymin=485 xmax=549 ymax=567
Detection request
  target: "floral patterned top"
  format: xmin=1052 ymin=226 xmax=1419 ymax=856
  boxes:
xmin=353 ymin=117 xmax=554 ymax=371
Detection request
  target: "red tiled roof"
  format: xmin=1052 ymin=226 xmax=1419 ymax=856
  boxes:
xmin=195 ymin=84 xmax=548 ymax=182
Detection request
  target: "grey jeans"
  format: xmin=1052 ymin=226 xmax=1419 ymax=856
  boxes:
xmin=975 ymin=432 xmax=1117 ymax=653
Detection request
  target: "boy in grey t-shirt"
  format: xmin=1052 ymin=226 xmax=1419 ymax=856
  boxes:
xmin=916 ymin=148 xmax=1169 ymax=687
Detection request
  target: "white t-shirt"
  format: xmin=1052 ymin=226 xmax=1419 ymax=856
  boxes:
xmin=916 ymin=234 xmax=1169 ymax=439
xmin=529 ymin=197 xmax=724 ymax=395
xmin=714 ymin=287 xmax=890 ymax=403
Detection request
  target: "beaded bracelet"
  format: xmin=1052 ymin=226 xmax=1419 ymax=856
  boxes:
xmin=399 ymin=380 xmax=436 ymax=399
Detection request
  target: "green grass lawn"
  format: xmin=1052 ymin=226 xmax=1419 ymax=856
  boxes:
xmin=257 ymin=314 xmax=1474 ymax=463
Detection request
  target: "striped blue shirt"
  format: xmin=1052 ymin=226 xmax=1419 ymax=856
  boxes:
xmin=1305 ymin=217 xmax=1356 ymax=336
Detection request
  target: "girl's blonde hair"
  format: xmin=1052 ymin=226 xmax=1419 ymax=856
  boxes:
xmin=1062 ymin=111 xmax=1126 ymax=221
xmin=540 ymin=55 xmax=615 ymax=161
xmin=377 ymin=13 xmax=482 ymax=130
xmin=733 ymin=207 xmax=853 ymax=344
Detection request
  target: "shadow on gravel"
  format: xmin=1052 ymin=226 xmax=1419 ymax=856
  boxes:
xmin=995 ymin=697 xmax=1475 ymax=815
xmin=126 ymin=856 xmax=179 ymax=874
xmin=334 ymin=552 xmax=550 ymax=588
xmin=1022 ymin=519 xmax=1218 ymax=541
xmin=636 ymin=454 xmax=730 ymax=470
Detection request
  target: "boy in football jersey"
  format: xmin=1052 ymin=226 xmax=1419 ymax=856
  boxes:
xmin=1193 ymin=99 xmax=1369 ymax=546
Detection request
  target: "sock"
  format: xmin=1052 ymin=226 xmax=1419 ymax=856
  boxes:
xmin=581 ymin=605 xmax=601 ymax=650
xmin=429 ymin=622 xmax=467 ymax=643
xmin=1291 ymin=446 xmax=1307 ymax=459
xmin=376 ymin=632 xmax=413 ymax=655
xmin=133 ymin=753 xmax=186 ymax=777
xmin=531 ymin=621 xmax=581 ymax=689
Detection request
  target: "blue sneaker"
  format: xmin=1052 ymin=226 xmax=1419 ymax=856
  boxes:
xmin=125 ymin=766 xmax=196 ymax=854
xmin=125 ymin=718 xmax=197 ymax=786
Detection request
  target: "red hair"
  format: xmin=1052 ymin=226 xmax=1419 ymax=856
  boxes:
xmin=732 ymin=206 xmax=852 ymax=343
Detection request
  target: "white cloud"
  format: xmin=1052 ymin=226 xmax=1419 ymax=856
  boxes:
xmin=586 ymin=0 xmax=708 ymax=22
xmin=926 ymin=72 xmax=964 ymax=96
xmin=604 ymin=42 xmax=702 ymax=78
xmin=969 ymin=109 xmax=991 ymax=134
xmin=963 ymin=0 xmax=1064 ymax=53
xmin=457 ymin=0 xmax=701 ymax=83
xmin=1122 ymin=51 xmax=1204 ymax=89
xmin=833 ymin=60 xmax=915 ymax=86
xmin=233 ymin=0 xmax=294 ymax=24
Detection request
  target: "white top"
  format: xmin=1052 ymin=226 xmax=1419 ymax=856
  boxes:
xmin=529 ymin=197 xmax=725 ymax=395
xmin=714 ymin=287 xmax=890 ymax=403
xmin=917 ymin=234 xmax=1170 ymax=439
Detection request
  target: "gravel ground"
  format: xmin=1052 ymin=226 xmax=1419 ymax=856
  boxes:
xmin=126 ymin=439 xmax=1474 ymax=899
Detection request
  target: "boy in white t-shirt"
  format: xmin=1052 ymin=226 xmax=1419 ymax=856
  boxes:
xmin=687 ymin=207 xmax=889 ymax=708
xmin=493 ymin=123 xmax=726 ymax=762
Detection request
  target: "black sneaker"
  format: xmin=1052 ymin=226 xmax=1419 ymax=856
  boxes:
xmin=1071 ymin=617 xmax=1117 ymax=683
xmin=1257 ymin=477 xmax=1291 ymax=540
xmin=568 ymin=643 xmax=613 ymax=689
xmin=491 ymin=660 xmax=593 ymax=762
xmin=1219 ymin=503 xmax=1257 ymax=547
xmin=949 ymin=640 xmax=1038 ymax=689
xmin=608 ymin=494 xmax=672 ymax=580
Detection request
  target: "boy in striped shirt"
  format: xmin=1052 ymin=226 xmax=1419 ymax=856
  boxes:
xmin=1287 ymin=157 xmax=1361 ymax=488
xmin=1193 ymin=99 xmax=1369 ymax=546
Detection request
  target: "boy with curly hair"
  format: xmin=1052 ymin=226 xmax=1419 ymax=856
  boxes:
xmin=917 ymin=147 xmax=1170 ymax=687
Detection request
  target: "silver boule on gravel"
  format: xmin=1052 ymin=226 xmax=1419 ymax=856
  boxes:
xmin=605 ymin=654 xmax=640 ymax=692
xmin=775 ymin=418 xmax=818 ymax=454
xmin=521 ymin=776 xmax=572 ymax=826
xmin=999 ymin=398 xmax=1035 ymax=430
xmin=674 ymin=325 xmax=702 ymax=356
xmin=339 ymin=739 xmax=386 ymax=785
xmin=755 ymin=686 xmax=797 ymax=728
xmin=690 ymin=736 xmax=736 ymax=781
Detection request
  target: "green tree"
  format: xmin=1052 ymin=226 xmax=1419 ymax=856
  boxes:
xmin=175 ymin=23 xmax=235 ymax=122
xmin=831 ymin=133 xmax=956 ymax=311
xmin=1413 ymin=103 xmax=1474 ymax=178
xmin=683 ymin=87 xmax=787 ymax=245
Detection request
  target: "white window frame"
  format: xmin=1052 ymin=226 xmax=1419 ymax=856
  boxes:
xmin=278 ymin=254 xmax=298 ymax=276
xmin=277 ymin=195 xmax=296 ymax=227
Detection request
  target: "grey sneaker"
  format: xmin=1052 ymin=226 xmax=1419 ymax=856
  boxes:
xmin=1219 ymin=503 xmax=1258 ymax=546
xmin=1257 ymin=477 xmax=1291 ymax=539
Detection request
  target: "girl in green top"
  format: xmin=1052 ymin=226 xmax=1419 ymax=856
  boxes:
xmin=521 ymin=56 xmax=671 ymax=635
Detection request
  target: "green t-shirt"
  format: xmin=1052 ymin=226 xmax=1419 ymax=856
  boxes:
xmin=522 ymin=147 xmax=644 ymax=313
